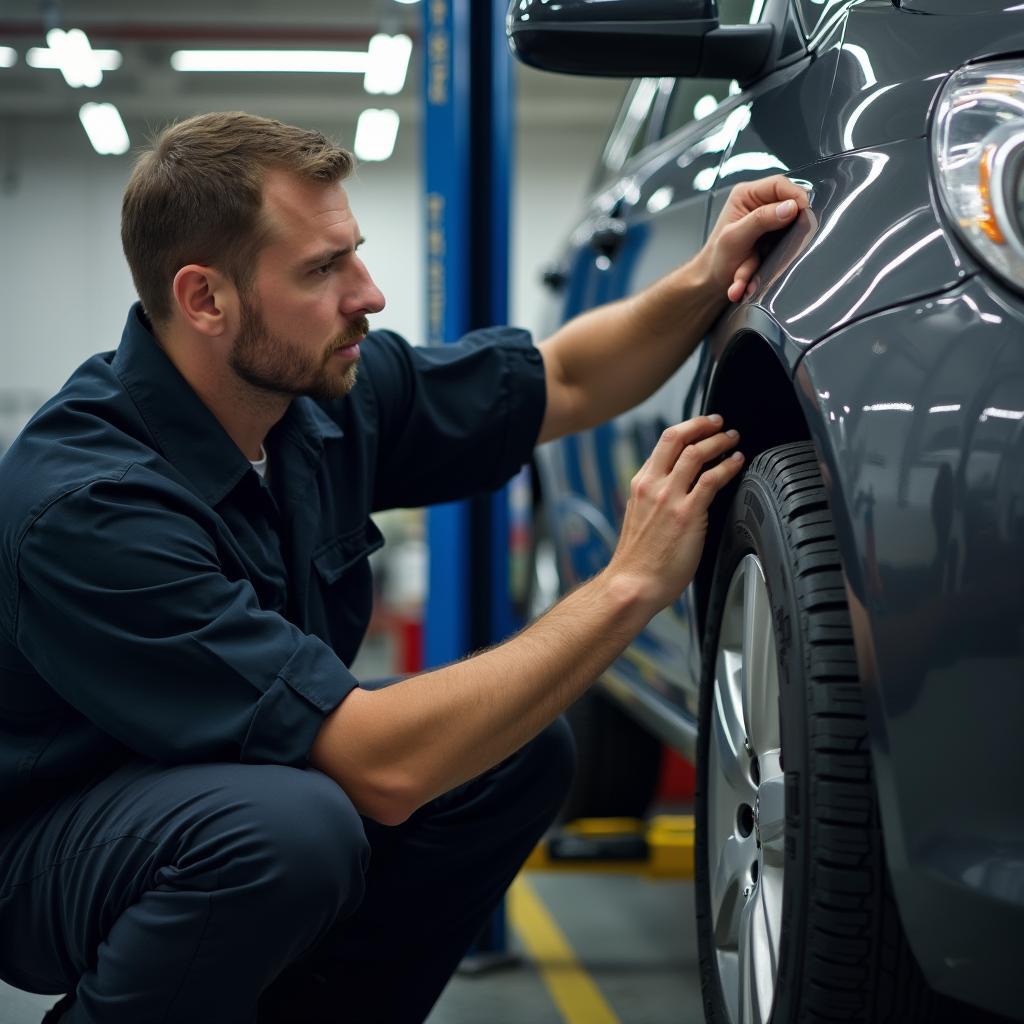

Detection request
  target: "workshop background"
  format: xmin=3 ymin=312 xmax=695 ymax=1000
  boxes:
xmin=0 ymin=2 xmax=700 ymax=1023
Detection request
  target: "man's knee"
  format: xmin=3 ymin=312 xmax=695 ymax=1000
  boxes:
xmin=176 ymin=764 xmax=369 ymax=924
xmin=0 ymin=763 xmax=370 ymax=1002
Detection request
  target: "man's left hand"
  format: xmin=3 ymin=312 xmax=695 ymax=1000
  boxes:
xmin=700 ymin=175 xmax=810 ymax=303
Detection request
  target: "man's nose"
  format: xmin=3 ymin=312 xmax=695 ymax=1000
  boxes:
xmin=343 ymin=262 xmax=386 ymax=316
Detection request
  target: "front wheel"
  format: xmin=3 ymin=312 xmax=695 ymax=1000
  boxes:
xmin=695 ymin=442 xmax=935 ymax=1024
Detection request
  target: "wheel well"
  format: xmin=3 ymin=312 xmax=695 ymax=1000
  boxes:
xmin=695 ymin=332 xmax=812 ymax=637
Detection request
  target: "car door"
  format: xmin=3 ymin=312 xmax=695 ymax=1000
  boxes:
xmin=537 ymin=0 xmax=762 ymax=714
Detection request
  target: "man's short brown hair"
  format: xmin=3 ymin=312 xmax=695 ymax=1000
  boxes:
xmin=121 ymin=111 xmax=354 ymax=325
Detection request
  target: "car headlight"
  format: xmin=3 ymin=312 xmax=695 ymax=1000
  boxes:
xmin=933 ymin=60 xmax=1024 ymax=290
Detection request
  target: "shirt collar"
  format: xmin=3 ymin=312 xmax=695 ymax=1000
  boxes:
xmin=270 ymin=392 xmax=344 ymax=471
xmin=111 ymin=302 xmax=343 ymax=506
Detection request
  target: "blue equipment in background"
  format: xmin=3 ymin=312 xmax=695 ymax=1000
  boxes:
xmin=422 ymin=0 xmax=518 ymax=965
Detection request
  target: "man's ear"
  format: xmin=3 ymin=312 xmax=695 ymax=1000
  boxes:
xmin=171 ymin=264 xmax=239 ymax=337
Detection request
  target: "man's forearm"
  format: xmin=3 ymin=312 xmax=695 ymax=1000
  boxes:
xmin=310 ymin=569 xmax=653 ymax=825
xmin=537 ymin=253 xmax=724 ymax=439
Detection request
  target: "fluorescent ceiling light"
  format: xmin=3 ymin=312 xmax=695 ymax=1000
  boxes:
xmin=0 ymin=47 xmax=17 ymax=68
xmin=364 ymin=33 xmax=412 ymax=95
xmin=354 ymin=108 xmax=399 ymax=162
xmin=393 ymin=1 xmax=421 ymax=4
xmin=27 ymin=28 xmax=113 ymax=87
xmin=27 ymin=47 xmax=121 ymax=71
xmin=171 ymin=50 xmax=368 ymax=73
xmin=79 ymin=102 xmax=130 ymax=155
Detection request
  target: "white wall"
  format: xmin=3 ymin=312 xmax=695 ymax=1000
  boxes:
xmin=0 ymin=113 xmax=606 ymax=411
xmin=512 ymin=123 xmax=604 ymax=338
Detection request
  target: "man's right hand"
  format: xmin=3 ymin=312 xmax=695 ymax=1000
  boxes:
xmin=314 ymin=416 xmax=744 ymax=824
xmin=606 ymin=414 xmax=744 ymax=614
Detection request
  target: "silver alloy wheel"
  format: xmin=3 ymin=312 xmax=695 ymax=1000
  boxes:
xmin=708 ymin=554 xmax=785 ymax=1024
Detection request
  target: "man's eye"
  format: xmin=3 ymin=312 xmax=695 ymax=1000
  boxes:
xmin=315 ymin=262 xmax=334 ymax=276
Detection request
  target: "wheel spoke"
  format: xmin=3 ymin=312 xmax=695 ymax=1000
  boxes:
xmin=712 ymin=650 xmax=753 ymax=798
xmin=711 ymin=833 xmax=750 ymax=949
xmin=749 ymin=882 xmax=777 ymax=1024
xmin=738 ymin=893 xmax=757 ymax=1024
xmin=756 ymin=764 xmax=786 ymax=856
xmin=718 ymin=951 xmax=741 ymax=1024
xmin=759 ymin=860 xmax=784 ymax=985
xmin=757 ymin=748 xmax=786 ymax=994
xmin=741 ymin=564 xmax=780 ymax=756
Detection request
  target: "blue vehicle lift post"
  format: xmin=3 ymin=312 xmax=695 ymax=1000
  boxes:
xmin=422 ymin=0 xmax=518 ymax=966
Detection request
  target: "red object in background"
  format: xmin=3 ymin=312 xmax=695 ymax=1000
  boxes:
xmin=657 ymin=748 xmax=696 ymax=803
xmin=397 ymin=617 xmax=423 ymax=674
xmin=364 ymin=608 xmax=424 ymax=676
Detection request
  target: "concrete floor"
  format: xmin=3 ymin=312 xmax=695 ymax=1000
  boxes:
xmin=0 ymin=872 xmax=701 ymax=1024
xmin=428 ymin=873 xmax=703 ymax=1024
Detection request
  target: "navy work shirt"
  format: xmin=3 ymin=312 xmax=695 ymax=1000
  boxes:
xmin=0 ymin=304 xmax=545 ymax=812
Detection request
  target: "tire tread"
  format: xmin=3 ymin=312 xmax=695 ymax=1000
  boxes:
xmin=747 ymin=443 xmax=934 ymax=1024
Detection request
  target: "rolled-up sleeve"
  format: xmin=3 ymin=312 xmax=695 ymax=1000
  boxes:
xmin=15 ymin=470 xmax=357 ymax=767
xmin=359 ymin=327 xmax=547 ymax=511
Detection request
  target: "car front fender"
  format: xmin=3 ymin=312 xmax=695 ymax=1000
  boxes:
xmin=795 ymin=273 xmax=1024 ymax=1020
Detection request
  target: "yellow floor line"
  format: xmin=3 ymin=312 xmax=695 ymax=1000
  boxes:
xmin=508 ymin=874 xmax=621 ymax=1024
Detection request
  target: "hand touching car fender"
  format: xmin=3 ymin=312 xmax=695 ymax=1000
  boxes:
xmin=700 ymin=174 xmax=810 ymax=303
xmin=606 ymin=415 xmax=744 ymax=615
xmin=535 ymin=175 xmax=809 ymax=445
xmin=314 ymin=415 xmax=744 ymax=823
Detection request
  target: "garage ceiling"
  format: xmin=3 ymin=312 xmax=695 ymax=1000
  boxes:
xmin=0 ymin=0 xmax=628 ymax=130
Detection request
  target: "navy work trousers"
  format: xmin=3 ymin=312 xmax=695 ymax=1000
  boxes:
xmin=0 ymin=718 xmax=575 ymax=1023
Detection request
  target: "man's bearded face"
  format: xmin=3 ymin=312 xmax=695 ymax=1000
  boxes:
xmin=229 ymin=289 xmax=368 ymax=401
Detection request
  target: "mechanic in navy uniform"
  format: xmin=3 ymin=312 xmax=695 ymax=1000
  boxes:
xmin=0 ymin=113 xmax=806 ymax=1023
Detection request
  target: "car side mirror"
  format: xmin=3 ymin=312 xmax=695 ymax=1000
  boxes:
xmin=506 ymin=0 xmax=774 ymax=82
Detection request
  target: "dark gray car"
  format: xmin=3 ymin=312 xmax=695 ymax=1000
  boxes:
xmin=507 ymin=1 xmax=1024 ymax=1022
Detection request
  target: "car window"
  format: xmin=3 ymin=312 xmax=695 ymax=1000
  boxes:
xmin=589 ymin=0 xmax=764 ymax=188
xmin=660 ymin=78 xmax=740 ymax=141
xmin=659 ymin=0 xmax=759 ymax=140
xmin=590 ymin=78 xmax=661 ymax=189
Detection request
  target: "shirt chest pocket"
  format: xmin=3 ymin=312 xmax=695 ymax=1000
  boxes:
xmin=312 ymin=519 xmax=386 ymax=586
xmin=311 ymin=519 xmax=385 ymax=665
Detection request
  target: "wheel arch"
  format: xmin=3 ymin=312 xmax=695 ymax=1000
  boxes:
xmin=695 ymin=330 xmax=812 ymax=639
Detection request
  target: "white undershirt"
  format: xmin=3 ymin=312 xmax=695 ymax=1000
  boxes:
xmin=250 ymin=444 xmax=269 ymax=481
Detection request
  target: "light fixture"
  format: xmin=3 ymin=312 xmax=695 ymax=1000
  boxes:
xmin=364 ymin=33 xmax=412 ymax=95
xmin=393 ymin=0 xmax=421 ymax=4
xmin=79 ymin=102 xmax=130 ymax=155
xmin=0 ymin=47 xmax=17 ymax=68
xmin=27 ymin=29 xmax=116 ymax=87
xmin=27 ymin=46 xmax=120 ymax=72
xmin=354 ymin=109 xmax=400 ymax=162
xmin=170 ymin=50 xmax=368 ymax=73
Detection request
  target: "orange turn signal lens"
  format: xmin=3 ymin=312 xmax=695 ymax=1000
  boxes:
xmin=977 ymin=143 xmax=1007 ymax=244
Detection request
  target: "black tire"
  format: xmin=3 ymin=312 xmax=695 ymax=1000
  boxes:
xmin=694 ymin=442 xmax=936 ymax=1024
xmin=561 ymin=687 xmax=663 ymax=822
